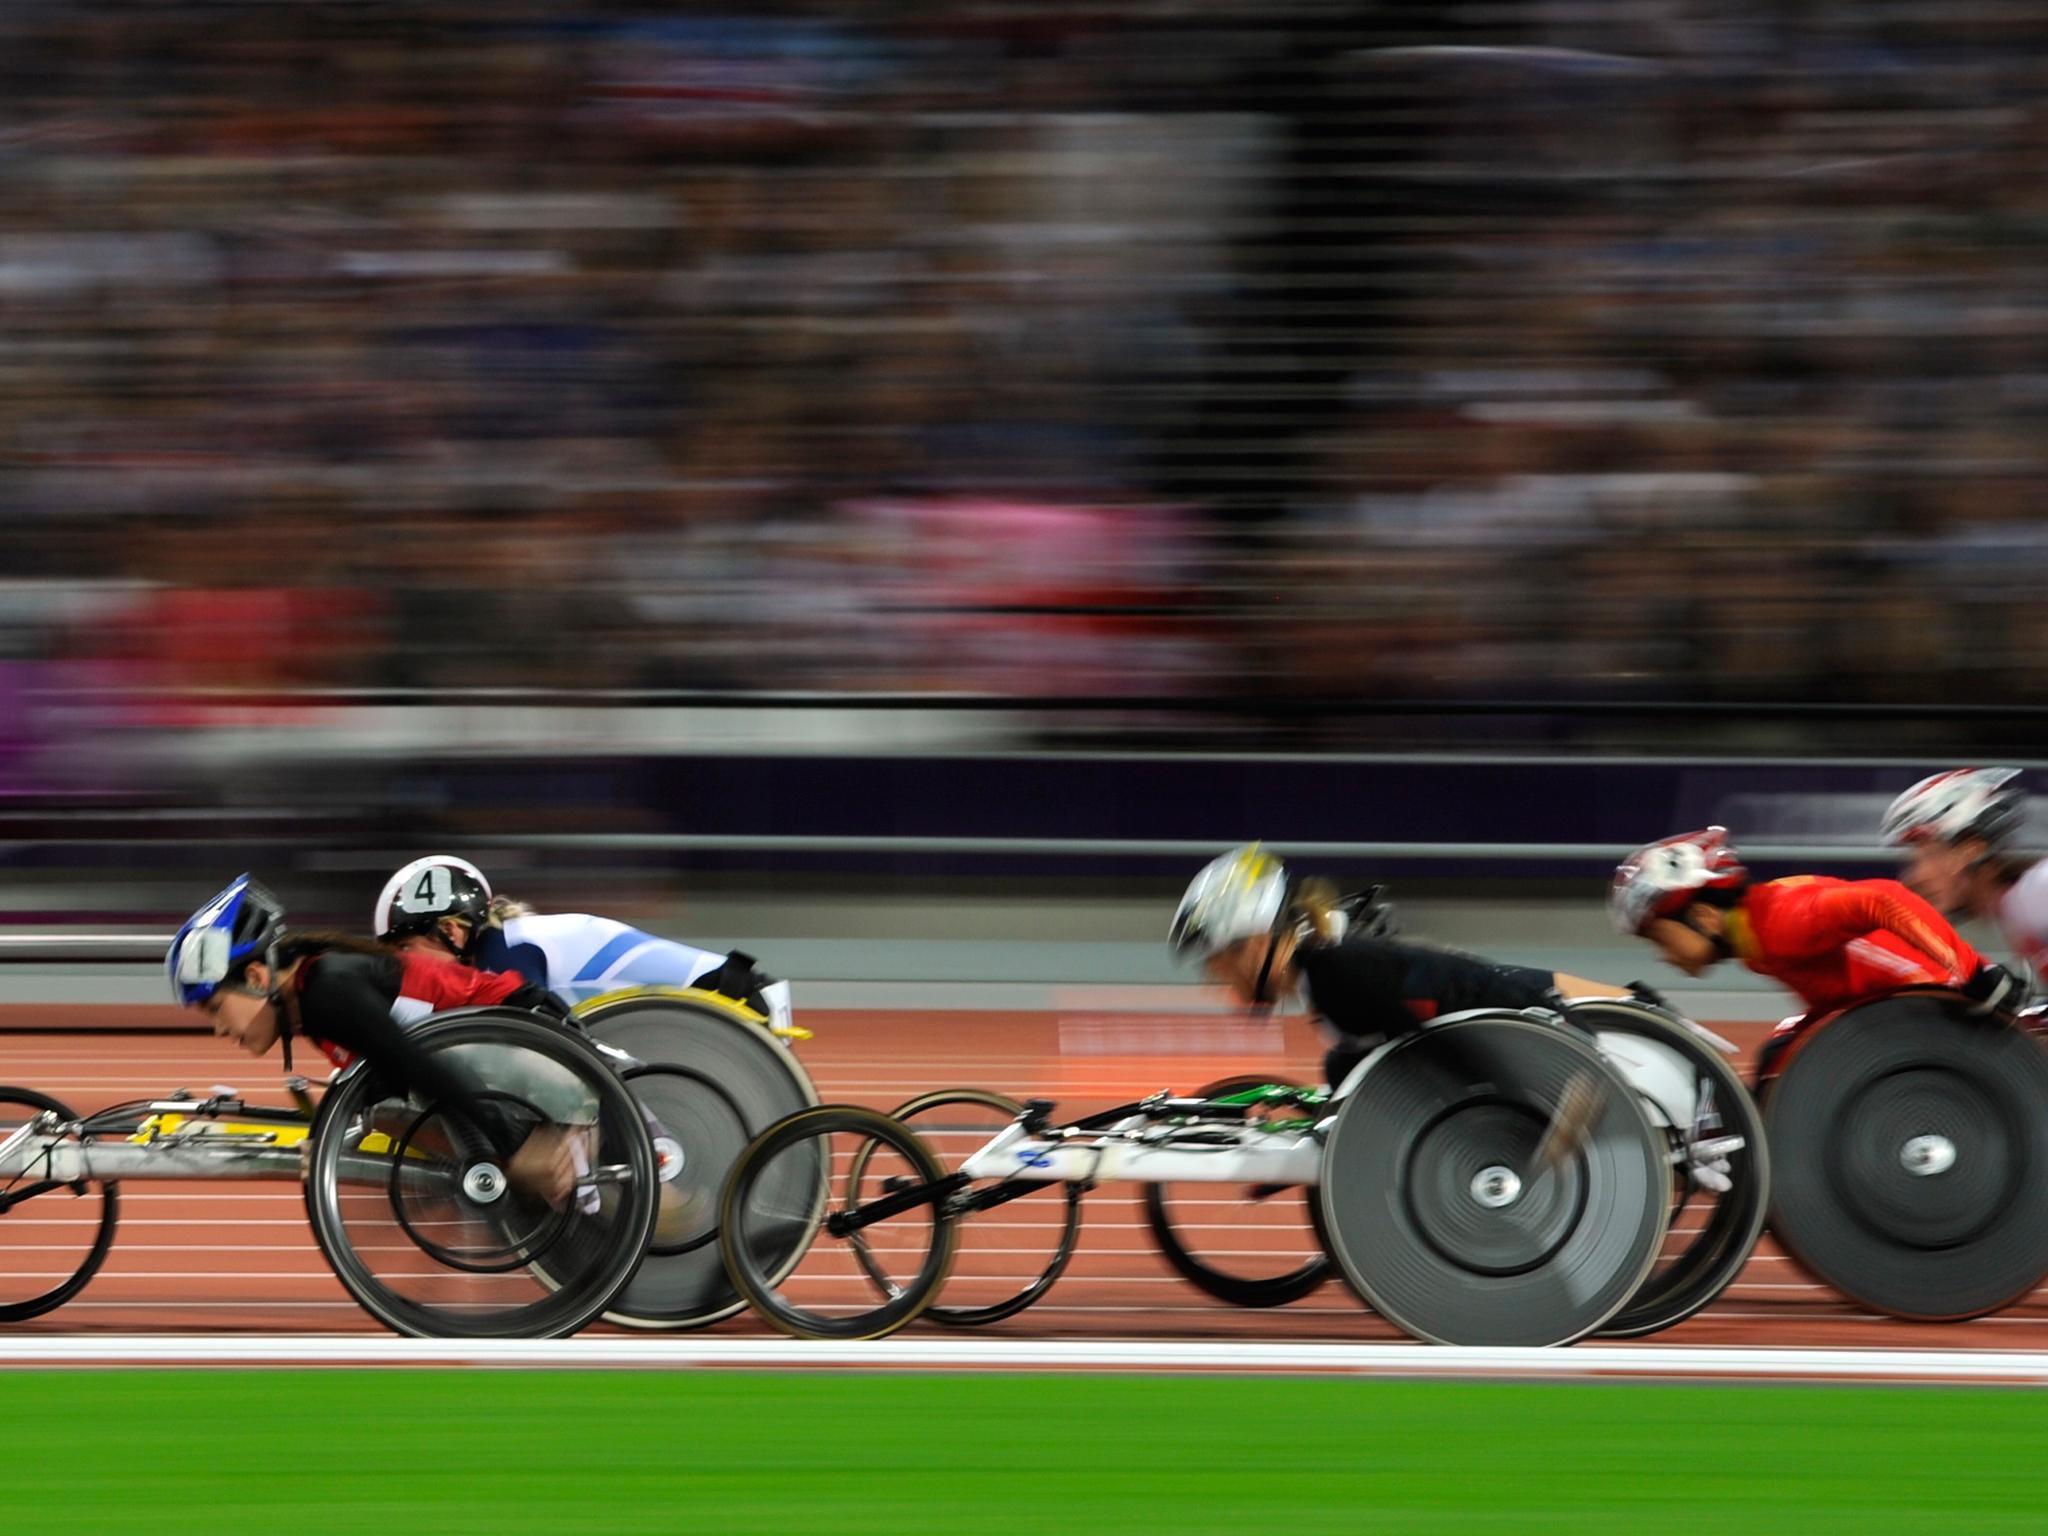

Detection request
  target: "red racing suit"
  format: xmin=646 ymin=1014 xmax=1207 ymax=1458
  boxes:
xmin=1727 ymin=875 xmax=1982 ymax=1017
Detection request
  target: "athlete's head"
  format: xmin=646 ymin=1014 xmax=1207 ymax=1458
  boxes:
xmin=1881 ymin=769 xmax=2026 ymax=916
xmin=1611 ymin=828 xmax=1750 ymax=977
xmin=374 ymin=855 xmax=492 ymax=963
xmin=1170 ymin=844 xmax=1293 ymax=1006
xmin=167 ymin=875 xmax=289 ymax=1055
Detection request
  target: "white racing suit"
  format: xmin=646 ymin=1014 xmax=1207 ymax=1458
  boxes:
xmin=471 ymin=912 xmax=795 ymax=1036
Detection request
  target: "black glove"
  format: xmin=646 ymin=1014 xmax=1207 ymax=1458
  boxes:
xmin=1627 ymin=980 xmax=1671 ymax=1011
xmin=1963 ymin=961 xmax=2021 ymax=1016
xmin=698 ymin=949 xmax=777 ymax=1014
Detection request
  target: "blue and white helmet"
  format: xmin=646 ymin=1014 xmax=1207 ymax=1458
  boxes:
xmin=1170 ymin=844 xmax=1289 ymax=960
xmin=167 ymin=875 xmax=287 ymax=1007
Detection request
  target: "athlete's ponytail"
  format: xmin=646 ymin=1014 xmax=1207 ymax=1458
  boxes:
xmin=1288 ymin=878 xmax=1344 ymax=945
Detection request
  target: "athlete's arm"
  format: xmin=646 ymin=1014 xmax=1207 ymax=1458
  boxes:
xmin=1550 ymin=973 xmax=1629 ymax=999
xmin=299 ymin=955 xmax=519 ymax=1154
xmin=1393 ymin=942 xmax=1559 ymax=1015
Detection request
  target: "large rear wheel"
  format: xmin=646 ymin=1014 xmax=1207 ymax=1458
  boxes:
xmin=576 ymin=990 xmax=819 ymax=1330
xmin=1765 ymin=994 xmax=2048 ymax=1320
xmin=305 ymin=1011 xmax=657 ymax=1339
xmin=1569 ymin=1001 xmax=1770 ymax=1338
xmin=1320 ymin=1016 xmax=1667 ymax=1347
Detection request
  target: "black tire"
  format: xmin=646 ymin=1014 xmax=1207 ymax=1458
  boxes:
xmin=305 ymin=1010 xmax=658 ymax=1339
xmin=852 ymin=1089 xmax=1081 ymax=1327
xmin=576 ymin=990 xmax=820 ymax=1332
xmin=1142 ymin=1075 xmax=1333 ymax=1308
xmin=721 ymin=1104 xmax=954 ymax=1341
xmin=1319 ymin=1015 xmax=1668 ymax=1347
xmin=1764 ymin=994 xmax=2048 ymax=1320
xmin=1566 ymin=1001 xmax=1771 ymax=1338
xmin=0 ymin=1087 xmax=118 ymax=1323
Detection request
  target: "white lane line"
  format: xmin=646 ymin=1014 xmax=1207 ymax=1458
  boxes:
xmin=4 ymin=1336 xmax=2048 ymax=1380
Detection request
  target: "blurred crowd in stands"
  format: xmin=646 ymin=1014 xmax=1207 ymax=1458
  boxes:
xmin=4 ymin=0 xmax=2047 ymax=767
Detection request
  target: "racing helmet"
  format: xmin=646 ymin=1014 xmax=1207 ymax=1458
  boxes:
xmin=1610 ymin=827 xmax=1749 ymax=936
xmin=1170 ymin=844 xmax=1289 ymax=960
xmin=1881 ymin=769 xmax=2025 ymax=851
xmin=167 ymin=875 xmax=287 ymax=1007
xmin=374 ymin=855 xmax=493 ymax=949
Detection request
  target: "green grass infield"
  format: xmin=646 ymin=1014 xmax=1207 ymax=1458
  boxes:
xmin=5 ymin=1369 xmax=2044 ymax=1533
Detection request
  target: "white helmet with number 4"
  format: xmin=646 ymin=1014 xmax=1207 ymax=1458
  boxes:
xmin=1881 ymin=769 xmax=2025 ymax=851
xmin=1170 ymin=844 xmax=1289 ymax=960
xmin=374 ymin=855 xmax=494 ymax=950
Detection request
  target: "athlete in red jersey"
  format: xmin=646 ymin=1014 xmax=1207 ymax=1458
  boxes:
xmin=1610 ymin=827 xmax=2019 ymax=1021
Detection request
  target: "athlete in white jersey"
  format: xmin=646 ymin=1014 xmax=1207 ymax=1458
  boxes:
xmin=1881 ymin=768 xmax=2048 ymax=983
xmin=372 ymin=855 xmax=795 ymax=1033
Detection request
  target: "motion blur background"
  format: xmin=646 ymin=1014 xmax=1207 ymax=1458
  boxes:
xmin=2 ymin=0 xmax=2043 ymax=1000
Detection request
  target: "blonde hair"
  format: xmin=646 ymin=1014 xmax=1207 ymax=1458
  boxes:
xmin=487 ymin=896 xmax=534 ymax=926
xmin=1289 ymin=878 xmax=1344 ymax=944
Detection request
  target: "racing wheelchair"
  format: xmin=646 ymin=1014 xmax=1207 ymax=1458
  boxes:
xmin=1138 ymin=996 xmax=1768 ymax=1339
xmin=0 ymin=988 xmax=819 ymax=1338
xmin=717 ymin=999 xmax=1768 ymax=1347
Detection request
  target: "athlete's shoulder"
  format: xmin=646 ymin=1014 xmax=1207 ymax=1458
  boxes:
xmin=1745 ymin=874 xmax=1840 ymax=912
xmin=395 ymin=948 xmax=530 ymax=1010
xmin=1752 ymin=874 xmax=1835 ymax=896
xmin=502 ymin=910 xmax=632 ymax=943
xmin=295 ymin=947 xmax=399 ymax=1008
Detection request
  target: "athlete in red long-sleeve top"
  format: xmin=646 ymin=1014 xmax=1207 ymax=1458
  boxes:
xmin=1609 ymin=827 xmax=2020 ymax=1022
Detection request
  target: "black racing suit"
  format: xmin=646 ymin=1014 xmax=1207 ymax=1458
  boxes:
xmin=293 ymin=948 xmax=568 ymax=1157
xmin=1294 ymin=934 xmax=1560 ymax=1089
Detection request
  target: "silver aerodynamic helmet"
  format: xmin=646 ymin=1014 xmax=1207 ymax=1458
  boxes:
xmin=1170 ymin=844 xmax=1289 ymax=960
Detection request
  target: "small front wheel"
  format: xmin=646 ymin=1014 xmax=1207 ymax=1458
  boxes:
xmin=0 ymin=1087 xmax=118 ymax=1323
xmin=721 ymin=1105 xmax=954 ymax=1340
xmin=1143 ymin=1075 xmax=1332 ymax=1308
xmin=852 ymin=1089 xmax=1081 ymax=1327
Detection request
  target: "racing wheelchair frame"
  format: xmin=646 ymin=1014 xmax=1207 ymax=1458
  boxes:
xmin=0 ymin=988 xmax=821 ymax=1338
xmin=719 ymin=998 xmax=1769 ymax=1347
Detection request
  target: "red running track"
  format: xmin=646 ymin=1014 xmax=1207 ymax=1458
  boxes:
xmin=5 ymin=1009 xmax=2047 ymax=1348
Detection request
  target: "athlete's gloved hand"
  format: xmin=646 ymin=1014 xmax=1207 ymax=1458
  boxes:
xmin=1686 ymin=1135 xmax=1743 ymax=1194
xmin=1962 ymin=961 xmax=2021 ymax=1016
xmin=1688 ymin=1155 xmax=1734 ymax=1194
xmin=1627 ymin=980 xmax=1671 ymax=1011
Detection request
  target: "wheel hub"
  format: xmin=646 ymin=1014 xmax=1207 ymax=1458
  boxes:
xmin=1470 ymin=1164 xmax=1522 ymax=1209
xmin=653 ymin=1135 xmax=685 ymax=1183
xmin=1900 ymin=1134 xmax=1956 ymax=1177
xmin=462 ymin=1163 xmax=507 ymax=1204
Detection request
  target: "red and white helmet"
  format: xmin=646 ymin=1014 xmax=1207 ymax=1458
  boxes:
xmin=1881 ymin=768 xmax=2025 ymax=851
xmin=1610 ymin=827 xmax=1749 ymax=936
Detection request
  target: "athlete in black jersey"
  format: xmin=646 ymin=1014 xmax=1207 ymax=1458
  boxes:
xmin=168 ymin=876 xmax=582 ymax=1202
xmin=1169 ymin=846 xmax=1633 ymax=1089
